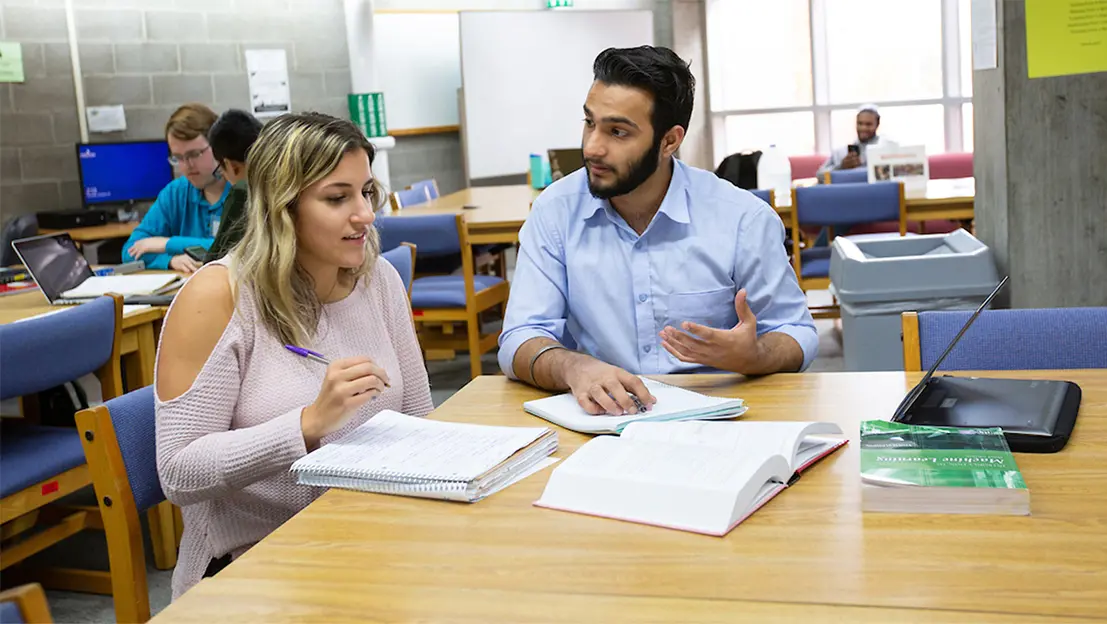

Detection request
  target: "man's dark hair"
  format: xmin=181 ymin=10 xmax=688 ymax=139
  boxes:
xmin=592 ymin=46 xmax=695 ymax=140
xmin=208 ymin=109 xmax=263 ymax=163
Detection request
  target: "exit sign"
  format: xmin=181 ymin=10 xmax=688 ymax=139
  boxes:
xmin=548 ymin=0 xmax=573 ymax=7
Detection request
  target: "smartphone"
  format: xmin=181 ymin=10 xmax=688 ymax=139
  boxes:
xmin=184 ymin=246 xmax=207 ymax=262
xmin=847 ymin=144 xmax=861 ymax=156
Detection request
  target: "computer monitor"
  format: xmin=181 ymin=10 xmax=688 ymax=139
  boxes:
xmin=76 ymin=140 xmax=174 ymax=207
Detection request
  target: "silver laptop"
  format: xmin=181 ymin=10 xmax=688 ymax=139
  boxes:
xmin=11 ymin=233 xmax=181 ymax=305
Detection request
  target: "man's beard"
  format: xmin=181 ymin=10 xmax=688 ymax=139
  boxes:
xmin=586 ymin=138 xmax=662 ymax=200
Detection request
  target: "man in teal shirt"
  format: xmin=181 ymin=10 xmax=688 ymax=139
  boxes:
xmin=124 ymin=103 xmax=231 ymax=272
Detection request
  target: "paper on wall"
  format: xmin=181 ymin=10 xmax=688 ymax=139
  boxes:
xmin=245 ymin=49 xmax=292 ymax=119
xmin=87 ymin=105 xmax=127 ymax=133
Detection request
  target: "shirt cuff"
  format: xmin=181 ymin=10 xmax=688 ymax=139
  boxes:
xmin=497 ymin=327 xmax=557 ymax=380
xmin=767 ymin=324 xmax=820 ymax=372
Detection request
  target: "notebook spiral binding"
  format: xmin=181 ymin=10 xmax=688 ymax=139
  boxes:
xmin=290 ymin=463 xmax=470 ymax=485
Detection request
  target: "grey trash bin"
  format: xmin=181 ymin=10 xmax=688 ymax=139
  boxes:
xmin=828 ymin=229 xmax=999 ymax=371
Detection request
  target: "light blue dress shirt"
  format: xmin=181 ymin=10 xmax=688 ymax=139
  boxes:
xmin=497 ymin=159 xmax=818 ymax=378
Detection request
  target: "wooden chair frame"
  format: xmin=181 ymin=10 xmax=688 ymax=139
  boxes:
xmin=414 ymin=215 xmax=510 ymax=379
xmin=74 ymin=399 xmax=156 ymax=623
xmin=902 ymin=311 xmax=923 ymax=372
xmin=0 ymin=583 xmax=53 ymax=623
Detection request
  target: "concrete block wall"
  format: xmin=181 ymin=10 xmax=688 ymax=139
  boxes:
xmin=1 ymin=0 xmax=350 ymax=220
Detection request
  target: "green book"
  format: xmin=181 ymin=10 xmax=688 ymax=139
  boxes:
xmin=860 ymin=420 xmax=1029 ymax=516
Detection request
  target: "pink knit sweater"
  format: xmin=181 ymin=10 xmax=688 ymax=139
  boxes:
xmin=154 ymin=257 xmax=433 ymax=599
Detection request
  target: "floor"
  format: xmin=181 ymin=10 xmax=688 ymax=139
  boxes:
xmin=17 ymin=304 xmax=844 ymax=623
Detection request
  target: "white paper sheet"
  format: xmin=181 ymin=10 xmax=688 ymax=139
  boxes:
xmin=245 ymin=49 xmax=291 ymax=119
xmin=971 ymin=0 xmax=998 ymax=70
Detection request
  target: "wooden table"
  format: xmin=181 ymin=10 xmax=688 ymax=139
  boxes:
xmin=151 ymin=370 xmax=1107 ymax=622
xmin=392 ymin=185 xmax=538 ymax=245
xmin=774 ymin=177 xmax=975 ymax=222
xmin=39 ymin=221 xmax=139 ymax=243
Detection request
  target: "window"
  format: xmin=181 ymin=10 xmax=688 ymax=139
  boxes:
xmin=959 ymin=0 xmax=973 ymax=96
xmin=707 ymin=0 xmax=813 ymax=111
xmin=831 ymin=105 xmax=947 ymax=155
xmin=706 ymin=0 xmax=972 ymax=161
xmin=724 ymin=112 xmax=817 ymax=155
xmin=824 ymin=0 xmax=943 ymax=103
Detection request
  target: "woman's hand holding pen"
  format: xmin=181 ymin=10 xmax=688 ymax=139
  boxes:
xmin=300 ymin=357 xmax=390 ymax=449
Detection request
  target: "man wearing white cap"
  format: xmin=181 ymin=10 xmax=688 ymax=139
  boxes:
xmin=816 ymin=104 xmax=893 ymax=176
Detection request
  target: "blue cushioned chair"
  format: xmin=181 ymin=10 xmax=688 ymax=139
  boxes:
xmin=790 ymin=182 xmax=906 ymax=318
xmin=750 ymin=188 xmax=774 ymax=206
xmin=0 ymin=583 xmax=52 ymax=623
xmin=407 ymin=179 xmax=440 ymax=200
xmin=0 ymin=295 xmax=123 ymax=597
xmin=389 ymin=186 xmax=431 ymax=211
xmin=902 ymin=308 xmax=1107 ymax=372
xmin=76 ymin=386 xmax=163 ymax=623
xmin=376 ymin=213 xmax=510 ymax=378
xmin=825 ymin=168 xmax=870 ymax=184
xmin=381 ymin=242 xmax=416 ymax=297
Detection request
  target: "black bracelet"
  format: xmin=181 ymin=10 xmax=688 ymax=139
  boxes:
xmin=528 ymin=344 xmax=568 ymax=389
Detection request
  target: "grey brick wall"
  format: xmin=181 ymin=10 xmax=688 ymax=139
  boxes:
xmin=1 ymin=0 xmax=350 ymax=220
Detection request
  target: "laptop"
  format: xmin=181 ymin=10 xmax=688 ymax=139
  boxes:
xmin=548 ymin=148 xmax=584 ymax=181
xmin=891 ymin=276 xmax=1081 ymax=453
xmin=11 ymin=233 xmax=183 ymax=305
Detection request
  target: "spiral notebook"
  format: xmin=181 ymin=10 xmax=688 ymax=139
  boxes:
xmin=290 ymin=410 xmax=558 ymax=502
xmin=523 ymin=377 xmax=748 ymax=435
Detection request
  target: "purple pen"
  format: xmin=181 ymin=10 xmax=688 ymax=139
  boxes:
xmin=284 ymin=344 xmax=391 ymax=388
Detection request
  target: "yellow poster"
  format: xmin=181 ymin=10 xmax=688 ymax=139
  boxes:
xmin=1025 ymin=0 xmax=1107 ymax=78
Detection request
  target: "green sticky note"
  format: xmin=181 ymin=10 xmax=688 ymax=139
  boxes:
xmin=0 ymin=42 xmax=25 ymax=83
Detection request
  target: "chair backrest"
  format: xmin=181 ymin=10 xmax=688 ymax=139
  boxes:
xmin=827 ymin=168 xmax=870 ymax=184
xmin=380 ymin=243 xmax=416 ymax=296
xmin=0 ymin=583 xmax=52 ymax=623
xmin=749 ymin=189 xmax=774 ymax=206
xmin=75 ymin=385 xmax=161 ymax=623
xmin=389 ymin=186 xmax=431 ymax=211
xmin=1 ymin=214 xmax=39 ymax=267
xmin=407 ymin=179 xmax=440 ymax=200
xmin=792 ymin=181 xmax=904 ymax=227
xmin=928 ymin=152 xmax=973 ymax=180
xmin=376 ymin=213 xmax=462 ymax=258
xmin=788 ymin=154 xmax=826 ymax=180
xmin=905 ymin=308 xmax=1107 ymax=371
xmin=0 ymin=294 xmax=123 ymax=401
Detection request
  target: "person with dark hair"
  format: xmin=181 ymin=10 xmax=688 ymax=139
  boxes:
xmin=205 ymin=109 xmax=263 ymax=262
xmin=498 ymin=46 xmax=817 ymax=416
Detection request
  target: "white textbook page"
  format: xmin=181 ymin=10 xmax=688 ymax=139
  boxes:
xmin=620 ymin=420 xmax=843 ymax=471
xmin=61 ymin=274 xmax=179 ymax=298
xmin=291 ymin=411 xmax=551 ymax=482
xmin=536 ymin=435 xmax=792 ymax=535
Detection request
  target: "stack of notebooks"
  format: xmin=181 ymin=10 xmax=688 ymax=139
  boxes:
xmin=290 ymin=410 xmax=557 ymax=502
xmin=860 ymin=420 xmax=1030 ymax=515
xmin=535 ymin=419 xmax=847 ymax=535
xmin=523 ymin=377 xmax=748 ymax=434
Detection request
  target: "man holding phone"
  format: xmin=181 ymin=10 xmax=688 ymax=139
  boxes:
xmin=815 ymin=104 xmax=894 ymax=177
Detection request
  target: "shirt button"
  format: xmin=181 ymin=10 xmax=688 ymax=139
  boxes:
xmin=644 ymin=345 xmax=652 ymax=353
xmin=638 ymin=294 xmax=648 ymax=303
xmin=634 ymin=241 xmax=643 ymax=249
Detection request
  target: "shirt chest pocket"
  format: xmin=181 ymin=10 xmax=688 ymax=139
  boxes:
xmin=665 ymin=287 xmax=737 ymax=331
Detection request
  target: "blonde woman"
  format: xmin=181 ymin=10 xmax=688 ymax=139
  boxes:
xmin=155 ymin=113 xmax=433 ymax=599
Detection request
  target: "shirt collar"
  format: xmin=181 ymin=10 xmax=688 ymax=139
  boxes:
xmin=581 ymin=158 xmax=690 ymax=224
xmin=191 ymin=180 xmax=231 ymax=211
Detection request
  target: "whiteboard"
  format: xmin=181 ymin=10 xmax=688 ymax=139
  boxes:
xmin=375 ymin=12 xmax=462 ymax=131
xmin=459 ymin=10 xmax=654 ymax=180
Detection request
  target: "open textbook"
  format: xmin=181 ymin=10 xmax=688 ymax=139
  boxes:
xmin=523 ymin=377 xmax=747 ymax=434
xmin=535 ymin=420 xmax=847 ymax=535
xmin=290 ymin=411 xmax=558 ymax=502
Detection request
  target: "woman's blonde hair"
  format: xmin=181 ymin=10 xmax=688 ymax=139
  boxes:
xmin=231 ymin=112 xmax=384 ymax=346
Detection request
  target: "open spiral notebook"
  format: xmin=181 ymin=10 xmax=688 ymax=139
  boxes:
xmin=290 ymin=410 xmax=558 ymax=502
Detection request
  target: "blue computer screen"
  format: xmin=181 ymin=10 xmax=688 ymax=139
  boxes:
xmin=77 ymin=141 xmax=174 ymax=205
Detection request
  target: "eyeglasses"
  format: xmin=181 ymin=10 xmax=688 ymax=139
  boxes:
xmin=168 ymin=145 xmax=211 ymax=166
